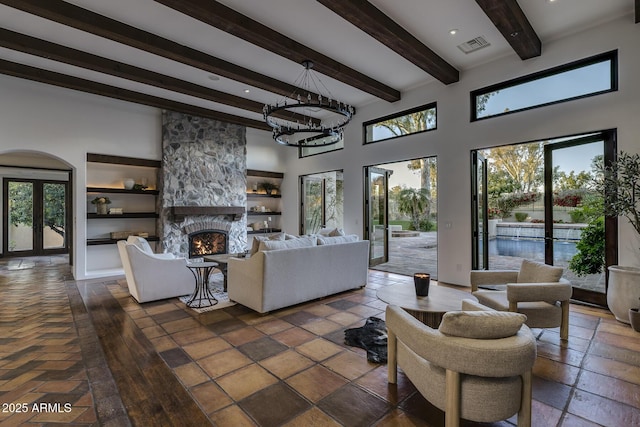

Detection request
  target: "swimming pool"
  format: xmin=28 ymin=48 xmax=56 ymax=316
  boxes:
xmin=489 ymin=238 xmax=577 ymax=262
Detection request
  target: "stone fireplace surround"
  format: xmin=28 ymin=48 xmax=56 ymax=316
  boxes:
xmin=159 ymin=112 xmax=247 ymax=257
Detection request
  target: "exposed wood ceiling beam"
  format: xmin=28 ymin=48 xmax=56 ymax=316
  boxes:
xmin=0 ymin=0 xmax=316 ymax=100
xmin=154 ymin=0 xmax=400 ymax=102
xmin=0 ymin=59 xmax=270 ymax=130
xmin=316 ymin=0 xmax=459 ymax=85
xmin=0 ymin=28 xmax=315 ymax=125
xmin=475 ymin=0 xmax=541 ymax=60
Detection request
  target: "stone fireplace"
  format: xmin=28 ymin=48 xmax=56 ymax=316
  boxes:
xmin=159 ymin=112 xmax=247 ymax=257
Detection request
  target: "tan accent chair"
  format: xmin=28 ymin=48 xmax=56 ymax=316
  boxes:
xmin=386 ymin=305 xmax=537 ymax=427
xmin=470 ymin=259 xmax=572 ymax=340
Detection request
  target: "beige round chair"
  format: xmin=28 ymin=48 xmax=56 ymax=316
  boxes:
xmin=386 ymin=305 xmax=537 ymax=427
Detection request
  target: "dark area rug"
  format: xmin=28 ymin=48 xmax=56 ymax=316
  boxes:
xmin=344 ymin=317 xmax=387 ymax=363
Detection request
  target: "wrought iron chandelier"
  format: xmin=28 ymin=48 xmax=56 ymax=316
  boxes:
xmin=263 ymin=60 xmax=354 ymax=147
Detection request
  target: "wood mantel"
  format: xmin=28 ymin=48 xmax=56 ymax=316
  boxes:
xmin=169 ymin=206 xmax=244 ymax=221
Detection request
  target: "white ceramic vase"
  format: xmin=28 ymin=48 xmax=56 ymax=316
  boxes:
xmin=123 ymin=178 xmax=135 ymax=190
xmin=607 ymin=265 xmax=640 ymax=324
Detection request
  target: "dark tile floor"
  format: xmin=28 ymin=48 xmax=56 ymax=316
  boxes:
xmin=1 ymin=255 xmax=639 ymax=426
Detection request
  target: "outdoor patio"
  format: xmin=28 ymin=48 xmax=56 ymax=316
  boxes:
xmin=371 ymin=232 xmax=604 ymax=293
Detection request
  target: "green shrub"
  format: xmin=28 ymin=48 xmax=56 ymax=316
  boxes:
xmin=514 ymin=212 xmax=528 ymax=222
xmin=569 ymin=209 xmax=586 ymax=223
xmin=419 ymin=218 xmax=435 ymax=231
xmin=569 ymin=217 xmax=605 ymax=276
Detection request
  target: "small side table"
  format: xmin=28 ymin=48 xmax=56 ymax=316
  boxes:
xmin=185 ymin=262 xmax=219 ymax=308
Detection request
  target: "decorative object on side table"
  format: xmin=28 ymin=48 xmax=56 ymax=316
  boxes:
xmin=414 ymin=273 xmax=431 ymax=296
xmin=91 ymin=196 xmax=111 ymax=215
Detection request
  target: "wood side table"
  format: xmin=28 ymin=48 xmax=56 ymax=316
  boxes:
xmin=377 ymin=282 xmax=477 ymax=328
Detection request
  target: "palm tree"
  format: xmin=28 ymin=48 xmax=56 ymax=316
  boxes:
xmin=397 ymin=188 xmax=430 ymax=231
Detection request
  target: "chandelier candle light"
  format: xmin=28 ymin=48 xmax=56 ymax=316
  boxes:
xmin=264 ymin=60 xmax=354 ymax=147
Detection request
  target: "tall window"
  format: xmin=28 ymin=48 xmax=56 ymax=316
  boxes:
xmin=300 ymin=171 xmax=344 ymax=235
xmin=471 ymin=50 xmax=617 ymax=121
xmin=364 ymin=103 xmax=437 ymax=144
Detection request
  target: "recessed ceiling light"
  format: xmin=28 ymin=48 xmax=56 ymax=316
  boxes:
xmin=244 ymin=89 xmax=250 ymax=93
xmin=208 ymin=75 xmax=220 ymax=81
xmin=449 ymin=29 xmax=458 ymax=35
xmin=547 ymin=0 xmax=557 ymax=3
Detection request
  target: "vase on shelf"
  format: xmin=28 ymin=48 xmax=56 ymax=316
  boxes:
xmin=123 ymin=178 xmax=135 ymax=190
xmin=96 ymin=203 xmax=108 ymax=215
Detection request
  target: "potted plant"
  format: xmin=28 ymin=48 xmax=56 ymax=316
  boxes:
xmin=630 ymin=297 xmax=640 ymax=332
xmin=598 ymin=151 xmax=640 ymax=324
xmin=91 ymin=196 xmax=111 ymax=215
xmin=259 ymin=181 xmax=278 ymax=195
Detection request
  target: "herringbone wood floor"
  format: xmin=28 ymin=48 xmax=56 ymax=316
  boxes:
xmin=1 ymin=255 xmax=639 ymax=426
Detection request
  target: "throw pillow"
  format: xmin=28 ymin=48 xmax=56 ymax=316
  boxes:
xmin=250 ymin=232 xmax=285 ymax=255
xmin=259 ymin=236 xmax=317 ymax=251
xmin=316 ymin=234 xmax=359 ymax=245
xmin=329 ymin=228 xmax=346 ymax=237
xmin=439 ymin=311 xmax=527 ymax=339
xmin=517 ymin=259 xmax=563 ymax=283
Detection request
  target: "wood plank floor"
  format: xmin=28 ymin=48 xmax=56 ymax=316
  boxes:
xmin=1 ymin=255 xmax=640 ymax=426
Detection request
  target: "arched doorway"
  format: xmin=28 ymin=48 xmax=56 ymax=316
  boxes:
xmin=0 ymin=151 xmax=73 ymax=258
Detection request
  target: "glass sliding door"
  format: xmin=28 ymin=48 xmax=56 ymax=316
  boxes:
xmin=474 ymin=130 xmax=616 ymax=306
xmin=364 ymin=167 xmax=390 ymax=266
xmin=544 ymin=131 xmax=615 ymax=306
xmin=3 ymin=178 xmax=69 ymax=256
xmin=472 ymin=152 xmax=488 ymax=270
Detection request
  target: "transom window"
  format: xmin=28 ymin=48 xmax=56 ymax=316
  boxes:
xmin=364 ymin=103 xmax=437 ymax=144
xmin=471 ymin=50 xmax=617 ymax=121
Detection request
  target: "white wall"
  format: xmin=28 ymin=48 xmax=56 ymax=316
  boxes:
xmin=277 ymin=14 xmax=640 ymax=285
xmin=0 ymin=74 xmax=161 ymax=279
xmin=1 ymin=14 xmax=638 ymax=283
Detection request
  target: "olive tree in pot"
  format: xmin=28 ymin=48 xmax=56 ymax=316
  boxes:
xmin=598 ymin=152 xmax=640 ymax=324
xmin=630 ymin=297 xmax=640 ymax=332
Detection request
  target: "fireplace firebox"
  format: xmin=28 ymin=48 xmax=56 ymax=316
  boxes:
xmin=188 ymin=230 xmax=228 ymax=258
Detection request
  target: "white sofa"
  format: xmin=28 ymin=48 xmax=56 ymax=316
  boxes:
xmin=228 ymin=236 xmax=370 ymax=313
xmin=117 ymin=236 xmax=195 ymax=303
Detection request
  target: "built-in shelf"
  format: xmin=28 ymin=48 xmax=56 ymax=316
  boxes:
xmin=248 ymin=228 xmax=282 ymax=235
xmin=246 ymin=193 xmax=281 ymax=198
xmin=87 ymin=186 xmax=159 ymax=195
xmin=87 ymin=236 xmax=159 ymax=246
xmin=247 ymin=211 xmax=281 ymax=216
xmin=247 ymin=169 xmax=284 ymax=179
xmin=88 ymin=212 xmax=158 ymax=219
xmin=86 ymin=153 xmax=161 ymax=252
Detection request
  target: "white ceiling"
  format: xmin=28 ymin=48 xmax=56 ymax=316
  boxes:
xmin=0 ymin=0 xmax=634 ymax=125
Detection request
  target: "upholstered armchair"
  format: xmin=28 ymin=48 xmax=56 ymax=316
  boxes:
xmin=117 ymin=237 xmax=194 ymax=303
xmin=470 ymin=259 xmax=572 ymax=340
xmin=386 ymin=305 xmax=537 ymax=427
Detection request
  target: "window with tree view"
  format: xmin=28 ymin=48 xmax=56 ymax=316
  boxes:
xmin=364 ymin=103 xmax=436 ymax=144
xmin=472 ymin=50 xmax=617 ymax=120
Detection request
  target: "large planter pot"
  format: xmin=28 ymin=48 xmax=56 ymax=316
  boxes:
xmin=629 ymin=308 xmax=640 ymax=332
xmin=607 ymin=266 xmax=640 ymax=324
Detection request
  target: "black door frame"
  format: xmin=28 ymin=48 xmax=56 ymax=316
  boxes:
xmin=543 ymin=130 xmax=617 ymax=306
xmin=2 ymin=177 xmax=71 ymax=257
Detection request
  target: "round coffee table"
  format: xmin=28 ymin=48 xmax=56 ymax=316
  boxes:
xmin=377 ymin=282 xmax=477 ymax=328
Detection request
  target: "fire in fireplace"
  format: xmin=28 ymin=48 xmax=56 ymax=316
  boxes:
xmin=188 ymin=230 xmax=228 ymax=258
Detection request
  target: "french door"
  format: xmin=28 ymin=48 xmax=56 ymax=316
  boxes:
xmin=471 ymin=152 xmax=488 ymax=270
xmin=364 ymin=166 xmax=390 ymax=266
xmin=472 ymin=130 xmax=616 ymax=306
xmin=2 ymin=178 xmax=70 ymax=256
